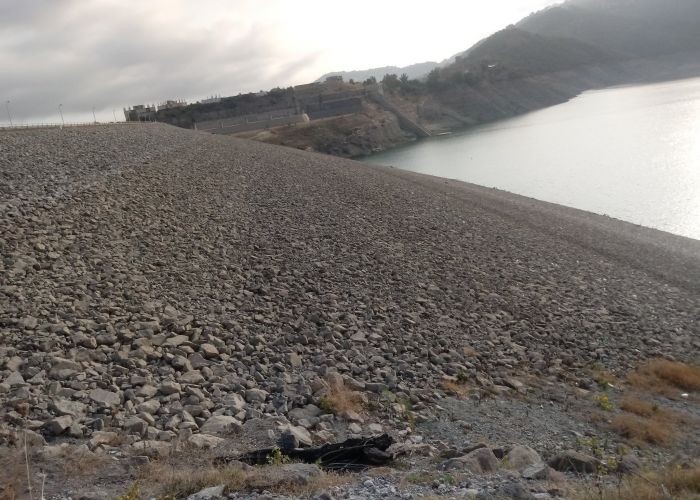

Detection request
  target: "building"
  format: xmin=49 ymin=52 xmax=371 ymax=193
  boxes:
xmin=199 ymin=95 xmax=222 ymax=105
xmin=124 ymin=104 xmax=156 ymax=122
xmin=158 ymin=99 xmax=187 ymax=110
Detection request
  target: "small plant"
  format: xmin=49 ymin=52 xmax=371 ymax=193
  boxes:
xmin=318 ymin=395 xmax=335 ymax=415
xmin=577 ymin=436 xmax=603 ymax=459
xmin=317 ymin=380 xmax=365 ymax=416
xmin=266 ymin=446 xmax=289 ymax=466
xmin=456 ymin=370 xmax=469 ymax=384
xmin=398 ymin=399 xmax=416 ymax=430
xmin=116 ymin=482 xmax=140 ymax=500
xmin=590 ymin=363 xmax=617 ymax=390
xmin=595 ymin=394 xmax=614 ymax=411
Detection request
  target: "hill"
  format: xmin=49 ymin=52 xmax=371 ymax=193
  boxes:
xmin=316 ymin=61 xmax=438 ymax=83
xmin=518 ymin=0 xmax=700 ymax=58
xmin=451 ymin=26 xmax=618 ymax=78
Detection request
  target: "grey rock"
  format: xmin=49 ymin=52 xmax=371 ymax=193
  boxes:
xmin=505 ymin=445 xmax=542 ymax=472
xmin=186 ymin=485 xmax=225 ymax=500
xmin=159 ymin=380 xmax=182 ymax=395
xmin=124 ymin=416 xmax=149 ymax=436
xmin=548 ymin=450 xmax=599 ymax=474
xmin=245 ymin=388 xmax=268 ymax=403
xmin=44 ymin=415 xmax=73 ymax=436
xmin=89 ymin=388 xmax=121 ymax=407
xmin=442 ymin=447 xmax=500 ymax=474
xmin=188 ymin=434 xmax=225 ymax=449
xmin=5 ymin=371 xmax=25 ymax=386
xmin=50 ymin=398 xmax=88 ymax=417
xmin=199 ymin=415 xmax=242 ymax=436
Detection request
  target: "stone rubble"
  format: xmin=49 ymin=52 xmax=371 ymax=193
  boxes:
xmin=1 ymin=125 xmax=698 ymax=498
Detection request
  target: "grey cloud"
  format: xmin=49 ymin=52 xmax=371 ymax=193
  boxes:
xmin=1 ymin=2 xmax=320 ymax=122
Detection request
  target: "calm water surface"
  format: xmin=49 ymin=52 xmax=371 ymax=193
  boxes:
xmin=365 ymin=77 xmax=700 ymax=240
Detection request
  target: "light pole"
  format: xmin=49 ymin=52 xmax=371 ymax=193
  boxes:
xmin=113 ymin=109 xmax=117 ymax=123
xmin=92 ymin=107 xmax=97 ymax=124
xmin=58 ymin=104 xmax=64 ymax=127
xmin=5 ymin=100 xmax=12 ymax=127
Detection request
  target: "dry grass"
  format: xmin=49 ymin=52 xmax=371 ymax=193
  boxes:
xmin=619 ymin=396 xmax=658 ymax=417
xmin=0 ymin=447 xmax=26 ymax=500
xmin=441 ymin=380 xmax=471 ymax=398
xmin=59 ymin=445 xmax=108 ymax=477
xmin=610 ymin=395 xmax=694 ymax=447
xmin=628 ymin=359 xmax=700 ymax=397
xmin=571 ymin=464 xmax=700 ymax=500
xmin=610 ymin=414 xmax=676 ymax=446
xmin=139 ymin=461 xmax=349 ymax=498
xmin=318 ymin=382 xmax=365 ymax=416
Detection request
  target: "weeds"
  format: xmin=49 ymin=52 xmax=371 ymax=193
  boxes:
xmin=595 ymin=394 xmax=614 ymax=411
xmin=441 ymin=379 xmax=470 ymax=398
xmin=610 ymin=414 xmax=675 ymax=446
xmin=398 ymin=399 xmax=417 ymax=430
xmin=140 ymin=461 xmax=348 ymax=498
xmin=571 ymin=464 xmax=700 ymax=499
xmin=115 ymin=482 xmax=140 ymax=500
xmin=267 ymin=447 xmax=290 ymax=466
xmin=628 ymin=359 xmax=700 ymax=397
xmin=317 ymin=380 xmax=364 ymax=416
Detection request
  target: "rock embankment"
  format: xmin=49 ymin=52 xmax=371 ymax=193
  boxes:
xmin=1 ymin=124 xmax=699 ymax=497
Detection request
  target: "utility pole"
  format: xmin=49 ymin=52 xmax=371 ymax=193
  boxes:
xmin=113 ymin=109 xmax=117 ymax=122
xmin=58 ymin=104 xmax=64 ymax=127
xmin=5 ymin=100 xmax=12 ymax=127
xmin=92 ymin=107 xmax=97 ymax=124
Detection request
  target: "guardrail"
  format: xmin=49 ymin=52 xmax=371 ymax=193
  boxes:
xmin=0 ymin=121 xmax=156 ymax=132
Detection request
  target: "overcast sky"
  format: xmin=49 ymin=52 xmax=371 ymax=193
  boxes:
xmin=1 ymin=0 xmax=560 ymax=124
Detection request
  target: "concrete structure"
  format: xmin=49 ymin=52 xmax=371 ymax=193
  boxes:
xmin=124 ymin=104 xmax=157 ymax=122
xmin=200 ymin=96 xmax=222 ymax=105
xmin=195 ymin=110 xmax=309 ymax=135
xmin=158 ymin=100 xmax=187 ymax=110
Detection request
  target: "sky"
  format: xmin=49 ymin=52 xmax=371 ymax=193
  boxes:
xmin=0 ymin=0 xmax=560 ymax=124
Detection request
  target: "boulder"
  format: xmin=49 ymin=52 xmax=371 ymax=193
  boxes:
xmin=43 ymin=415 xmax=73 ymax=436
xmin=188 ymin=434 xmax=225 ymax=449
xmin=89 ymin=431 xmax=119 ymax=449
xmin=200 ymin=415 xmax=242 ymax=436
xmin=281 ymin=426 xmax=313 ymax=447
xmin=441 ymin=447 xmax=500 ymax=474
xmin=187 ymin=485 xmax=224 ymax=500
xmin=548 ymin=450 xmax=598 ymax=474
xmin=89 ymin=388 xmax=121 ymax=407
xmin=50 ymin=398 xmax=87 ymax=417
xmin=245 ymin=388 xmax=268 ymax=403
xmin=505 ymin=445 xmax=542 ymax=472
xmin=123 ymin=417 xmax=148 ymax=437
xmin=159 ymin=380 xmax=182 ymax=395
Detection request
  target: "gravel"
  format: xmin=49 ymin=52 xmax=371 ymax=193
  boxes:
xmin=1 ymin=124 xmax=698 ymax=497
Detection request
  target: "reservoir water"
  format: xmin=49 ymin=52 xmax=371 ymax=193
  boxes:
xmin=364 ymin=77 xmax=700 ymax=241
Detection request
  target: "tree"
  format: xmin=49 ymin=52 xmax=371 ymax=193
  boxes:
xmin=363 ymin=76 xmax=377 ymax=86
xmin=399 ymin=73 xmax=409 ymax=85
xmin=426 ymin=68 xmax=442 ymax=90
xmin=382 ymin=74 xmax=400 ymax=92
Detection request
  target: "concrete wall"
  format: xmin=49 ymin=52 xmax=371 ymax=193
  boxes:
xmin=305 ymin=97 xmax=363 ymax=120
xmin=199 ymin=113 xmax=309 ymax=135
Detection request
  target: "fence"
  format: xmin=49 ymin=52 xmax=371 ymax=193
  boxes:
xmin=0 ymin=121 xmax=155 ymax=132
